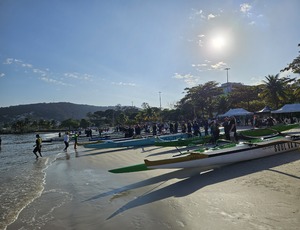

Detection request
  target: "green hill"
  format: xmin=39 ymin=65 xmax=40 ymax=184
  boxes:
xmin=0 ymin=102 xmax=114 ymax=123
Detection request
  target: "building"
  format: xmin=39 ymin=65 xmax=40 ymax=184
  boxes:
xmin=220 ymin=82 xmax=244 ymax=94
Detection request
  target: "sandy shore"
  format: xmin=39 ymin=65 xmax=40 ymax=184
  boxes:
xmin=7 ymin=130 xmax=300 ymax=230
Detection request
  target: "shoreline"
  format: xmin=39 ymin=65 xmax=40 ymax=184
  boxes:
xmin=6 ymin=130 xmax=300 ymax=230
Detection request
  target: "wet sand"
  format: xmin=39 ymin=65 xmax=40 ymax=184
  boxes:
xmin=7 ymin=132 xmax=300 ymax=230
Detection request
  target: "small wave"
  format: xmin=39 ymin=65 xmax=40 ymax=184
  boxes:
xmin=10 ymin=189 xmax=73 ymax=229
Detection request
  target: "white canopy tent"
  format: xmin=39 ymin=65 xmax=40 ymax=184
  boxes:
xmin=219 ymin=108 xmax=253 ymax=117
xmin=256 ymin=106 xmax=273 ymax=114
xmin=271 ymin=104 xmax=300 ymax=114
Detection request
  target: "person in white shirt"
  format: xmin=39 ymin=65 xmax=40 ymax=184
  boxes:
xmin=63 ymin=132 xmax=70 ymax=151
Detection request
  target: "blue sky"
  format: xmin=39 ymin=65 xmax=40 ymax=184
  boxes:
xmin=0 ymin=0 xmax=299 ymax=108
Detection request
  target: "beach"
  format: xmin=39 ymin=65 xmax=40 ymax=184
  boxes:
xmin=4 ymin=130 xmax=300 ymax=230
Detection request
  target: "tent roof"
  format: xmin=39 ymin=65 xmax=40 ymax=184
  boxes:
xmin=256 ymin=106 xmax=273 ymax=113
xmin=219 ymin=108 xmax=253 ymax=117
xmin=271 ymin=103 xmax=300 ymax=113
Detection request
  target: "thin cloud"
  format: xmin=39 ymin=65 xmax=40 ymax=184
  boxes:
xmin=3 ymin=58 xmax=13 ymax=65
xmin=33 ymin=68 xmax=47 ymax=77
xmin=189 ymin=9 xmax=205 ymax=20
xmin=21 ymin=63 xmax=33 ymax=68
xmin=40 ymin=76 xmax=70 ymax=86
xmin=192 ymin=61 xmax=227 ymax=72
xmin=240 ymin=3 xmax=252 ymax=13
xmin=3 ymin=57 xmax=33 ymax=69
xmin=111 ymin=82 xmax=136 ymax=87
xmin=192 ymin=63 xmax=208 ymax=67
xmin=0 ymin=73 xmax=5 ymax=78
xmin=207 ymin=14 xmax=216 ymax=20
xmin=173 ymin=73 xmax=199 ymax=86
xmin=2 ymin=56 xmax=97 ymax=87
xmin=211 ymin=61 xmax=228 ymax=70
xmin=64 ymin=72 xmax=93 ymax=81
xmin=197 ymin=34 xmax=205 ymax=47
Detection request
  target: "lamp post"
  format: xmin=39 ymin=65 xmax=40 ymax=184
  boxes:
xmin=225 ymin=67 xmax=230 ymax=93
xmin=159 ymin=91 xmax=162 ymax=110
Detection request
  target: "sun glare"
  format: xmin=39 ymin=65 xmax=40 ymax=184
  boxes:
xmin=211 ymin=36 xmax=226 ymax=50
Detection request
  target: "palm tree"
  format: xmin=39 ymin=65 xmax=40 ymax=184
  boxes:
xmin=261 ymin=74 xmax=295 ymax=109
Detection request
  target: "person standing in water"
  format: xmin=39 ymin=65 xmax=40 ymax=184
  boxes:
xmin=33 ymin=134 xmax=42 ymax=159
xmin=63 ymin=132 xmax=70 ymax=151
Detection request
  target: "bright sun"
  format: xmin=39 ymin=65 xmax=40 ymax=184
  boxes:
xmin=211 ymin=36 xmax=226 ymax=50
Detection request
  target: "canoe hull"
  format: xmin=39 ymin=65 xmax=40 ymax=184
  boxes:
xmin=84 ymin=133 xmax=189 ymax=149
xmin=146 ymin=138 xmax=300 ymax=169
xmin=84 ymin=137 xmax=156 ymax=148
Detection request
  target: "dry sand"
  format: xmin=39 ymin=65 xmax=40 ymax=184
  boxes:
xmin=7 ymin=130 xmax=300 ymax=230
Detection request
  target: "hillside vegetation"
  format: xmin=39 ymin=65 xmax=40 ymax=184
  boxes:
xmin=0 ymin=102 xmax=114 ymax=123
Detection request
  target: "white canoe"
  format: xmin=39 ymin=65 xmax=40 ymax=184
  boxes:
xmin=145 ymin=136 xmax=300 ymax=169
xmin=109 ymin=136 xmax=300 ymax=173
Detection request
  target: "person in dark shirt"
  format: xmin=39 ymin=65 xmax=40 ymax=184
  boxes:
xmin=223 ymin=117 xmax=231 ymax=140
xmin=33 ymin=134 xmax=42 ymax=159
xmin=229 ymin=116 xmax=237 ymax=142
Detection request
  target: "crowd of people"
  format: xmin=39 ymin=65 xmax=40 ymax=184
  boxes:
xmin=30 ymin=114 xmax=298 ymax=159
xmin=113 ymin=117 xmax=238 ymax=144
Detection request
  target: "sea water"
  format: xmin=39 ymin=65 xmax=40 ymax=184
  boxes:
xmin=0 ymin=133 xmax=66 ymax=230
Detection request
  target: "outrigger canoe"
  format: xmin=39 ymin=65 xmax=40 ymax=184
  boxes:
xmin=84 ymin=133 xmax=189 ymax=149
xmin=109 ymin=136 xmax=300 ymax=173
xmin=155 ymin=135 xmax=211 ymax=147
xmin=239 ymin=123 xmax=299 ymax=139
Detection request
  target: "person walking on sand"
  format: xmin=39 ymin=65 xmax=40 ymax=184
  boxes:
xmin=64 ymin=132 xmax=70 ymax=151
xmin=33 ymin=134 xmax=42 ymax=159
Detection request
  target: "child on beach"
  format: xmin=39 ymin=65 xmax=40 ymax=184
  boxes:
xmin=33 ymin=134 xmax=42 ymax=159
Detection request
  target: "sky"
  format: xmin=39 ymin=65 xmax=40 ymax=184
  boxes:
xmin=0 ymin=0 xmax=299 ymax=109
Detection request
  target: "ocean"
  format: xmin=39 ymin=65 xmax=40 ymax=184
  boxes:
xmin=0 ymin=133 xmax=69 ymax=230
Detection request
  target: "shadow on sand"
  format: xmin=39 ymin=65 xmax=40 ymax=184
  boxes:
xmin=85 ymin=150 xmax=300 ymax=219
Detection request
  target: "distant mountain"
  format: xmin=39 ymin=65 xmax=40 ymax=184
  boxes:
xmin=0 ymin=102 xmax=115 ymax=123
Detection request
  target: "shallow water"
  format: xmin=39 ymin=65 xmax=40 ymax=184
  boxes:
xmin=0 ymin=133 xmax=65 ymax=230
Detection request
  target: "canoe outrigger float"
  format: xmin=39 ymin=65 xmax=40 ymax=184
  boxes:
xmin=109 ymin=135 xmax=300 ymax=173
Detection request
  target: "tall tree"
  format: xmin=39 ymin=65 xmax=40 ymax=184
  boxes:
xmin=179 ymin=81 xmax=223 ymax=118
xmin=228 ymin=85 xmax=260 ymax=110
xmin=260 ymin=74 xmax=295 ymax=109
xmin=281 ymin=43 xmax=300 ymax=74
